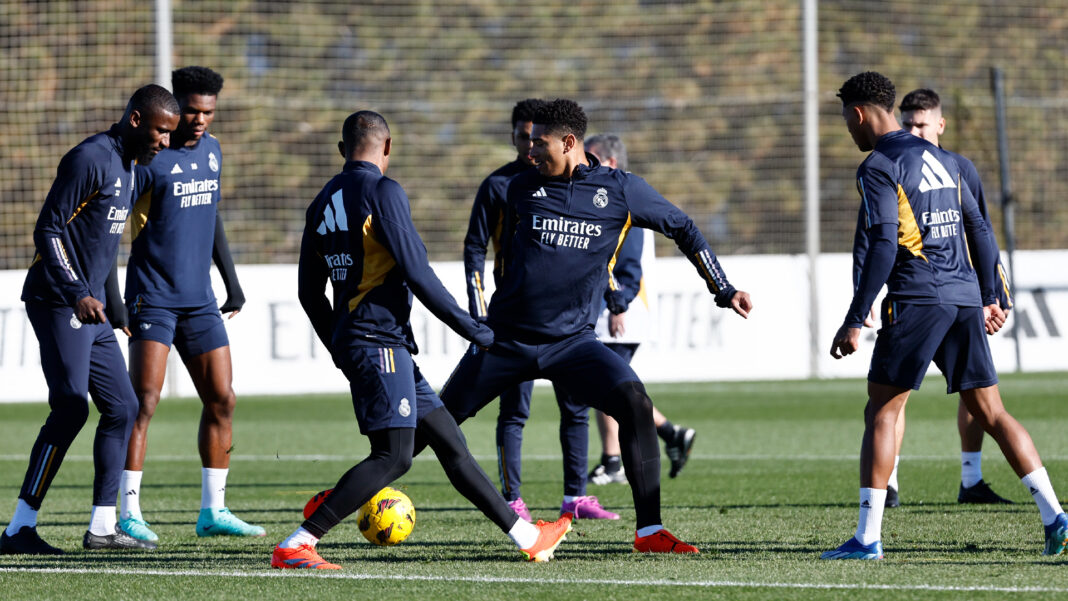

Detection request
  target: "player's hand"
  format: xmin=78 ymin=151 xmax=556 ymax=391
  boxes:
xmin=609 ymin=313 xmax=626 ymax=338
xmin=730 ymin=291 xmax=752 ymax=319
xmin=75 ymin=296 xmax=106 ymax=324
xmin=121 ymin=326 xmax=132 ymax=337
xmin=219 ymin=295 xmax=245 ymax=319
xmin=605 ymin=290 xmax=627 ymax=315
xmin=863 ymin=306 xmax=876 ymax=328
xmin=983 ymin=303 xmax=1006 ymax=335
xmin=830 ymin=324 xmax=861 ymax=359
xmin=472 ymin=322 xmax=495 ymax=350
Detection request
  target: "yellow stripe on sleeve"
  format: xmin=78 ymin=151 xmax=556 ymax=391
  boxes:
xmin=606 ymin=213 xmax=633 ymax=291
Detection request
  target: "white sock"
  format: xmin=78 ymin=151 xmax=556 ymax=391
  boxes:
xmin=120 ymin=470 xmax=143 ymax=520
xmin=562 ymin=495 xmax=578 ymax=504
xmin=855 ymin=488 xmax=887 ymax=545
xmin=636 ymin=524 xmax=663 ymax=538
xmin=507 ymin=518 xmax=539 ymax=549
xmin=887 ymin=456 xmax=900 ymax=490
xmin=961 ymin=452 xmax=983 ymax=488
xmin=201 ymin=467 xmax=228 ymax=509
xmin=1021 ymin=467 xmax=1065 ymax=525
xmin=89 ymin=505 xmax=117 ymax=536
xmin=5 ymin=500 xmax=38 ymax=535
xmin=280 ymin=526 xmax=319 ymax=549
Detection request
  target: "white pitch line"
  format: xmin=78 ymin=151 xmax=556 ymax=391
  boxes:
xmin=0 ymin=566 xmax=1065 ymax=593
xmin=3 ymin=453 xmax=1067 ymax=463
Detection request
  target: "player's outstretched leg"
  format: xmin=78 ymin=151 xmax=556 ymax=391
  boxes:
xmin=272 ymin=428 xmax=414 ymax=570
xmin=599 ymin=381 xmax=697 ymax=553
xmin=959 ymin=385 xmax=1067 ymax=555
xmin=417 ymin=406 xmax=574 ymax=561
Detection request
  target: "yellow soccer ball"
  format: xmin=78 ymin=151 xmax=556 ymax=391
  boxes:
xmin=356 ymin=487 xmax=416 ymax=546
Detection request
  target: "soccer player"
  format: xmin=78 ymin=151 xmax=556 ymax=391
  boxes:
xmin=115 ymin=66 xmax=262 ymax=543
xmin=0 ymin=85 xmax=179 ymax=554
xmin=882 ymin=88 xmax=1014 ymax=508
xmin=465 ymin=101 xmax=617 ymax=521
xmin=463 ymin=99 xmax=552 ymax=521
xmin=435 ymin=99 xmax=752 ymax=554
xmin=822 ymin=71 xmax=1067 ymax=560
xmin=581 ymin=134 xmax=697 ymax=487
xmin=272 ymin=110 xmax=572 ymax=570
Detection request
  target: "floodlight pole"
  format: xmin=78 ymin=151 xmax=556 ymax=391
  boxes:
xmin=991 ymin=67 xmax=1021 ymax=373
xmin=155 ymin=0 xmax=180 ymax=397
xmin=155 ymin=0 xmax=173 ymax=88
xmin=803 ymin=0 xmax=820 ymax=378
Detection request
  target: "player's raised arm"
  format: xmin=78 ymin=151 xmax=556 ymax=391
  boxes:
xmin=373 ymin=179 xmax=494 ymax=348
xmin=622 ymin=174 xmax=750 ymax=317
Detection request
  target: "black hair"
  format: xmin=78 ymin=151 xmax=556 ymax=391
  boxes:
xmin=511 ymin=98 xmax=546 ymax=128
xmin=126 ymin=84 xmax=179 ymax=117
xmin=172 ymin=66 xmax=224 ymax=99
xmin=899 ymin=88 xmax=941 ymax=113
xmin=837 ymin=71 xmax=896 ymax=111
xmin=534 ymin=99 xmax=587 ymax=140
xmin=342 ymin=110 xmax=390 ymax=151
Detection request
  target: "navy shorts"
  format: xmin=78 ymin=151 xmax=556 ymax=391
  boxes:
xmin=440 ymin=329 xmax=640 ymax=423
xmin=128 ymin=302 xmax=229 ymax=362
xmin=340 ymin=346 xmax=444 ymax=434
xmin=868 ymin=300 xmax=998 ymax=394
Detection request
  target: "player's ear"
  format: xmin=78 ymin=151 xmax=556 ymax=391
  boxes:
xmin=128 ymin=109 xmax=143 ymax=129
xmin=851 ymin=104 xmax=866 ymax=125
xmin=382 ymin=137 xmax=391 ymax=158
xmin=563 ymin=133 xmax=576 ymax=153
xmin=337 ymin=141 xmax=345 ymax=159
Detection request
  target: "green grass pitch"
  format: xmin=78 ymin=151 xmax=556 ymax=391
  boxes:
xmin=1 ymin=373 xmax=1066 ymax=600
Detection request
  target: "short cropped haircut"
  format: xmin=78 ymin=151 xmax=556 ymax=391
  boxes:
xmin=511 ymin=98 xmax=547 ymax=128
xmin=172 ymin=66 xmax=224 ymax=99
xmin=899 ymin=88 xmax=941 ymax=113
xmin=837 ymin=71 xmax=896 ymax=111
xmin=127 ymin=84 xmax=179 ymax=117
xmin=586 ymin=133 xmax=628 ymax=171
xmin=342 ymin=110 xmax=390 ymax=151
xmin=534 ymin=99 xmax=587 ymax=140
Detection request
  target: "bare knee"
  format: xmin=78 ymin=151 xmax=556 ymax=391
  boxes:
xmin=133 ymin=388 xmax=162 ymax=422
xmin=203 ymin=388 xmax=236 ymax=422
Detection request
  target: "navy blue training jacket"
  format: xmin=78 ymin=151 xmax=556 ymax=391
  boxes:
xmin=23 ymin=125 xmax=135 ymax=309
xmin=298 ymin=160 xmax=493 ymax=357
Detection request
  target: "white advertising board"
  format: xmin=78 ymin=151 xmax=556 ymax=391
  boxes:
xmin=1 ymin=251 xmax=1066 ymax=402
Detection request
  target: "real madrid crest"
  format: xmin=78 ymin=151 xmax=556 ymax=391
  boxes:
xmin=593 ymin=187 xmax=609 ymax=208
xmin=208 ymin=152 xmax=219 ymax=172
xmin=69 ymin=313 xmax=83 ymax=330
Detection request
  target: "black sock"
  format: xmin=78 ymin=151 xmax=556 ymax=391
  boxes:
xmin=656 ymin=420 xmax=676 ymax=443
xmin=601 ymin=454 xmax=622 ymax=473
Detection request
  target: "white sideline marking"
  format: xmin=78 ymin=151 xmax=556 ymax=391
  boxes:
xmin=0 ymin=566 xmax=1065 ymax=593
xmin=3 ymin=453 xmax=1067 ymax=463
